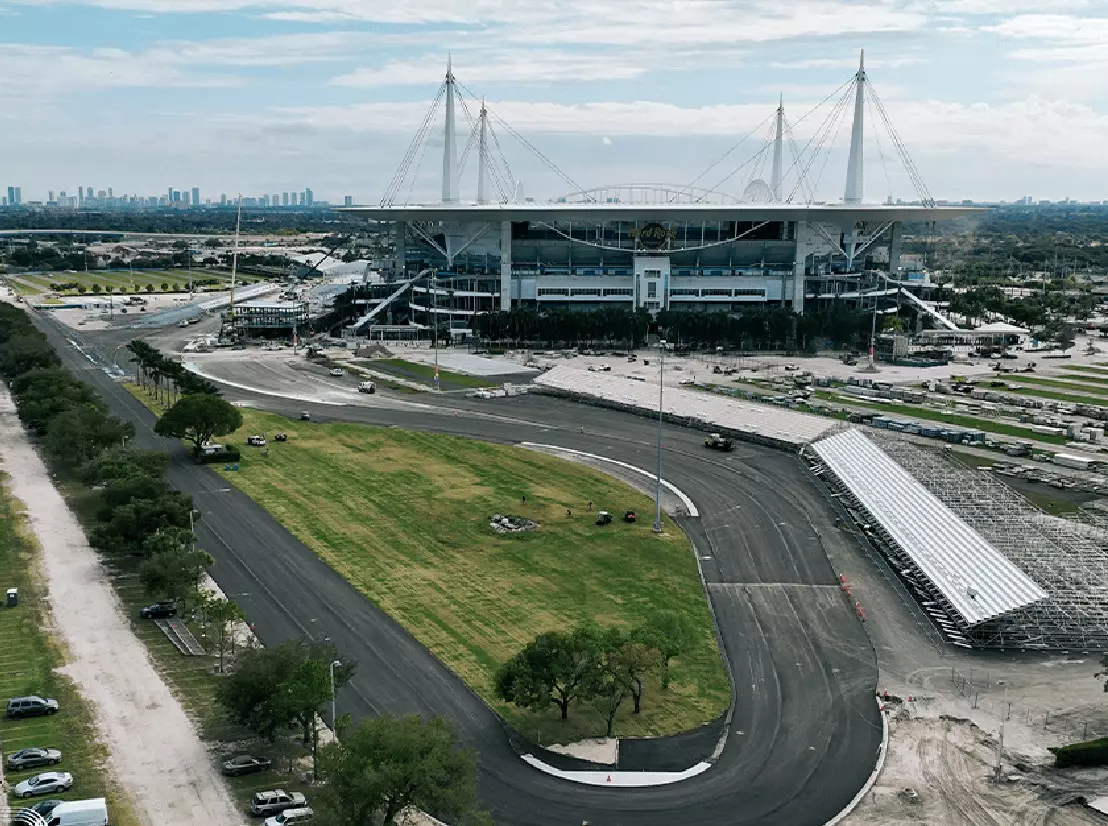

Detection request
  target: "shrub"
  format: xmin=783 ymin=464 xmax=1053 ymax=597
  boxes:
xmin=146 ymin=283 xmax=155 ymax=293
xmin=1050 ymin=737 xmax=1108 ymax=768
xmin=195 ymin=447 xmax=241 ymax=465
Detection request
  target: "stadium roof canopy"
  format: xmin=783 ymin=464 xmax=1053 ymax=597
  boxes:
xmin=339 ymin=203 xmax=979 ymax=224
xmin=811 ymin=429 xmax=1047 ymax=625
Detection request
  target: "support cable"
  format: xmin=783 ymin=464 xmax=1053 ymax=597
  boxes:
xmin=782 ymin=84 xmax=854 ymax=203
xmin=381 ymin=83 xmax=446 ymax=206
xmin=867 ymin=89 xmax=895 ymax=204
xmin=867 ymin=81 xmax=935 ymax=206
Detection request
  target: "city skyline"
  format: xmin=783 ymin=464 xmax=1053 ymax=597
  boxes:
xmin=0 ymin=1 xmax=1106 ymax=203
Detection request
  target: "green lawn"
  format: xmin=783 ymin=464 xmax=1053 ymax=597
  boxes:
xmin=814 ymin=392 xmax=1068 ymax=444
xmin=0 ymin=477 xmax=141 ymax=826
xmin=375 ymin=358 xmax=496 ymax=389
xmin=211 ymin=409 xmax=729 ymax=744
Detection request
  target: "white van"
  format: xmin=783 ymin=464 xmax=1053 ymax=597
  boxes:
xmin=358 ymin=381 xmax=375 ymax=394
xmin=45 ymin=797 xmax=109 ymax=826
xmin=264 ymin=807 xmax=313 ymax=826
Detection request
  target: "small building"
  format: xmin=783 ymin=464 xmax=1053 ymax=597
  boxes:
xmin=232 ymin=301 xmax=308 ymax=339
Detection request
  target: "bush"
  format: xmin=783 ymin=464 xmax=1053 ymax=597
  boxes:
xmin=160 ymin=282 xmax=169 ymax=291
xmin=91 ymin=283 xmax=101 ymax=293
xmin=195 ymin=447 xmax=241 ymax=464
xmin=1050 ymin=737 xmax=1108 ymax=767
xmin=145 ymin=283 xmax=155 ymax=293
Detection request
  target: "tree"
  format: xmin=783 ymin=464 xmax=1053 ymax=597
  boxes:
xmin=315 ymin=715 xmax=491 ymax=826
xmin=79 ymin=446 xmax=170 ymax=486
xmin=43 ymin=406 xmax=134 ymax=470
xmin=155 ymin=394 xmax=243 ymax=453
xmin=495 ymin=624 xmax=603 ymax=721
xmin=139 ymin=542 xmax=213 ymax=611
xmin=0 ymin=332 xmax=60 ymax=380
xmin=89 ymin=492 xmax=194 ymax=556
xmin=196 ymin=591 xmax=245 ymax=674
xmin=632 ymin=610 xmax=694 ymax=689
xmin=217 ymin=640 xmax=354 ymax=774
xmin=10 ymin=367 xmax=102 ymax=434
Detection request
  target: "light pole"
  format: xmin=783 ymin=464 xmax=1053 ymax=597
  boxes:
xmin=653 ymin=339 xmax=666 ymax=533
xmin=994 ymin=679 xmax=1008 ymax=781
xmin=329 ymin=659 xmax=342 ymax=736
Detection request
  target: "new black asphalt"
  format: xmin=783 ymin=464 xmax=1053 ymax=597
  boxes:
xmin=34 ymin=314 xmax=882 ymax=826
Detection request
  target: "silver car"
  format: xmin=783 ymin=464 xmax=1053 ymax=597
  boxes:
xmin=13 ymin=771 xmax=73 ymax=798
xmin=6 ymin=748 xmax=62 ymax=770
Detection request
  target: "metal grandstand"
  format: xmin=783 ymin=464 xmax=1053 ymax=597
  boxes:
xmin=874 ymin=435 xmax=1108 ymax=651
xmin=808 ymin=429 xmax=1108 ymax=651
xmin=810 ymin=430 xmax=1046 ymax=635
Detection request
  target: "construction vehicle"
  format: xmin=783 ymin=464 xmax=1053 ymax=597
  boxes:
xmin=704 ymin=433 xmax=734 ymax=452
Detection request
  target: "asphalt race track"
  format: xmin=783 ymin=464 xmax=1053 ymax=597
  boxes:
xmin=35 ymin=314 xmax=882 ymax=826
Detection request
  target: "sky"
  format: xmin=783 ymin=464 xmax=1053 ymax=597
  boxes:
xmin=1 ymin=0 xmax=1107 ymax=205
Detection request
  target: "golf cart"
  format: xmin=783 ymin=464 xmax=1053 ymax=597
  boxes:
xmin=595 ymin=511 xmax=613 ymax=526
xmin=300 ymin=411 xmax=311 ymax=421
xmin=623 ymin=510 xmax=637 ymax=523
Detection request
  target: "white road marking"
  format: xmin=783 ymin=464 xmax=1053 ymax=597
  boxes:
xmin=518 ymin=443 xmax=699 ymax=518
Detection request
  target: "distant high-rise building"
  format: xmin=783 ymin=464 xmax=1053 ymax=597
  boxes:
xmin=77 ymin=188 xmax=83 ymax=205
xmin=220 ymin=194 xmax=227 ymax=206
xmin=97 ymin=190 xmax=107 ymax=199
xmin=282 ymin=192 xmax=289 ymax=207
xmin=304 ymin=188 xmax=313 ymax=206
xmin=344 ymin=195 xmax=353 ymax=207
xmin=6 ymin=186 xmax=16 ymax=205
xmin=48 ymin=190 xmax=55 ymax=203
xmin=86 ymin=187 xmax=93 ymax=201
xmin=107 ymin=187 xmax=113 ymax=198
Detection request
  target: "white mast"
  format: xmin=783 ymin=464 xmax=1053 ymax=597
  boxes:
xmin=229 ymin=195 xmax=242 ymax=323
xmin=477 ymin=98 xmax=489 ymax=205
xmin=771 ymin=94 xmax=784 ymax=202
xmin=844 ymin=49 xmax=866 ymax=204
xmin=442 ymin=55 xmax=458 ymax=204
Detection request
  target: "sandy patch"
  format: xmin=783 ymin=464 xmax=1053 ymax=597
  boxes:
xmin=0 ymin=386 xmax=242 ymax=826
xmin=545 ymin=737 xmax=619 ymax=765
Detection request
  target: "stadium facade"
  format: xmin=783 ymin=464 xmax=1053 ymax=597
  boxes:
xmin=342 ymin=55 xmax=979 ymax=332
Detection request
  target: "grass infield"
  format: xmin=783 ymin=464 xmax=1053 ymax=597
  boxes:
xmin=212 ymin=409 xmax=729 ymax=743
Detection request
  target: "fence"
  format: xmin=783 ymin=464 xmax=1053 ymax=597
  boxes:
xmin=950 ymin=666 xmax=1105 ymax=744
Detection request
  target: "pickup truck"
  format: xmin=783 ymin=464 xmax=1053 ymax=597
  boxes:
xmin=704 ymin=433 xmax=734 ymax=452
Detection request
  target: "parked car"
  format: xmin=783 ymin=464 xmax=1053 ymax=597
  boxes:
xmin=222 ymin=755 xmax=272 ymax=777
xmin=13 ymin=772 xmax=73 ymax=798
xmin=246 ymin=435 xmax=267 ymax=447
xmin=6 ymin=696 xmax=59 ymax=719
xmin=23 ymin=797 xmax=108 ymax=826
xmin=13 ymin=799 xmax=66 ymax=822
xmin=264 ymin=807 xmax=313 ymax=826
xmin=328 ymin=368 xmax=345 ymax=377
xmin=300 ymin=411 xmax=311 ymax=421
xmin=6 ymin=748 xmax=63 ymax=770
xmin=250 ymin=789 xmax=307 ymax=816
xmin=139 ymin=601 xmax=177 ymax=619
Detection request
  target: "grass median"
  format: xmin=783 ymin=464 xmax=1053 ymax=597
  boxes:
xmin=210 ymin=409 xmax=729 ymax=744
xmin=0 ymin=476 xmax=141 ymax=826
xmin=373 ymin=358 xmax=494 ymax=390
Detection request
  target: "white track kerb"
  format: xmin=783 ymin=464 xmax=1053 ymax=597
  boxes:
xmin=521 ymin=755 xmax=712 ymax=787
xmin=517 ymin=443 xmax=699 ymax=517
xmin=823 ymin=699 xmax=890 ymax=826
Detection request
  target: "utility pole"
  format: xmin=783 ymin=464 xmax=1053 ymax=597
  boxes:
xmin=230 ymin=195 xmax=242 ymax=332
xmin=994 ymin=680 xmax=1008 ymax=782
xmin=432 ymin=268 xmax=440 ymax=390
xmin=653 ymin=339 xmax=666 ymax=533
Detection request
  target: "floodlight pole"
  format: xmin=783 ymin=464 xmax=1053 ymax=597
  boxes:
xmin=330 ymin=659 xmax=343 ymax=738
xmin=653 ymin=339 xmax=666 ymax=533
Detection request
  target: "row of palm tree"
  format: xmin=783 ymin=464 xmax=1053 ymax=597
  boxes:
xmin=126 ymin=340 xmax=221 ymax=405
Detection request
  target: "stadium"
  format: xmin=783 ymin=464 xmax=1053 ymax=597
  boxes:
xmin=341 ymin=54 xmax=979 ymax=336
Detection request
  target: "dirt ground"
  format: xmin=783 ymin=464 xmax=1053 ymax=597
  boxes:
xmin=843 ymin=715 xmax=1108 ymax=826
xmin=0 ymin=387 xmax=243 ymax=826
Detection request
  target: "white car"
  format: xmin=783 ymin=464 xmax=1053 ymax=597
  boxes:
xmin=14 ymin=771 xmax=73 ymax=798
xmin=328 ymin=368 xmax=345 ymax=377
xmin=246 ymin=435 xmax=267 ymax=447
